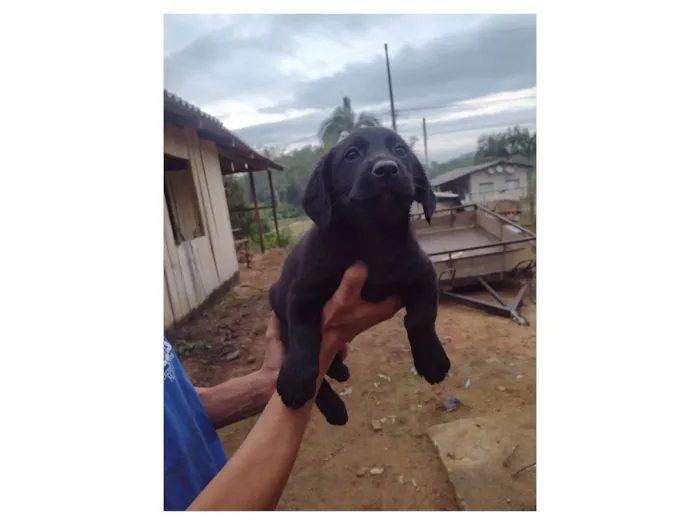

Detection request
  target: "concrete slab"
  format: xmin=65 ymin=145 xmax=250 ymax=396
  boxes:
xmin=428 ymin=406 xmax=536 ymax=511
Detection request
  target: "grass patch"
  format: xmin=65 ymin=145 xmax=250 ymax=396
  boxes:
xmin=250 ymin=227 xmax=294 ymax=251
xmin=174 ymin=340 xmax=211 ymax=357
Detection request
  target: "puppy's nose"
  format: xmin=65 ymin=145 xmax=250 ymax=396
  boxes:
xmin=372 ymin=159 xmax=399 ymax=177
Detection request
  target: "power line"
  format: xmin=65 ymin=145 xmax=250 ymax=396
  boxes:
xmin=375 ymin=93 xmax=537 ymax=117
xmin=265 ymin=117 xmax=535 ymax=154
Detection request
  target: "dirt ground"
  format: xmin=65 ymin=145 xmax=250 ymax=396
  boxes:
xmin=170 ymin=248 xmax=536 ymax=511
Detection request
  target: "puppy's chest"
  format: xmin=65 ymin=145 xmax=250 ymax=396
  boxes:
xmin=359 ymin=263 xmax=413 ymax=302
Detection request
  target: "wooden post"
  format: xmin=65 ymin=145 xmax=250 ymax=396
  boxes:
xmin=267 ymin=169 xmax=280 ymax=246
xmin=248 ymin=170 xmax=265 ymax=253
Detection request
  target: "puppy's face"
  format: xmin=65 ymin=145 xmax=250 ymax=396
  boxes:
xmin=303 ymin=127 xmax=436 ymax=229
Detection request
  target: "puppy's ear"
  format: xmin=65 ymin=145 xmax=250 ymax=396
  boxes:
xmin=412 ymin=156 xmax=437 ymax=224
xmin=303 ymin=154 xmax=333 ymax=228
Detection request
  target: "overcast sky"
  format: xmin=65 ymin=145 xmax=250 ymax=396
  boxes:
xmin=164 ymin=14 xmax=536 ymax=162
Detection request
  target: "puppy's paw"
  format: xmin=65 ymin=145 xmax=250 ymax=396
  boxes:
xmin=316 ymin=379 xmax=349 ymax=425
xmin=277 ymin=361 xmax=318 ymax=409
xmin=327 ymin=361 xmax=350 ymax=383
xmin=414 ymin=343 xmax=451 ymax=385
xmin=324 ymin=405 xmax=349 ymax=425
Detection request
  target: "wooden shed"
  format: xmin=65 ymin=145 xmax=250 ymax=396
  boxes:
xmin=163 ymin=90 xmax=282 ymax=328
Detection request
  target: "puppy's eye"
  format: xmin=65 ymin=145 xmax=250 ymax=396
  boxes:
xmin=394 ymin=144 xmax=408 ymax=157
xmin=344 ymin=147 xmax=361 ymax=161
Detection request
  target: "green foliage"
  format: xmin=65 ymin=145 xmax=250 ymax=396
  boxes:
xmin=174 ymin=340 xmax=211 ymax=357
xmin=527 ymin=170 xmax=537 ymax=229
xmin=475 ymin=126 xmax=536 ymax=163
xmin=250 ymin=227 xmax=293 ymax=252
xmin=427 ymin=127 xmax=536 ymax=180
xmin=224 ymin=123 xmax=537 ymax=249
xmin=224 ymin=177 xmax=256 ymax=236
xmin=428 ymin=152 xmax=478 ymax=178
xmin=240 ymin=146 xmax=323 ymax=212
xmin=317 ymin=96 xmax=382 ymax=150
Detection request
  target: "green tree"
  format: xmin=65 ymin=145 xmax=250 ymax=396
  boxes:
xmin=475 ymin=126 xmax=536 ymax=163
xmin=428 ymin=152 xmax=477 ymax=179
xmin=317 ymin=96 xmax=381 ymax=149
xmin=224 ymin=176 xmax=256 ymax=236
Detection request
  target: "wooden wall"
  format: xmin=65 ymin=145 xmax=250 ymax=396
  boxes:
xmin=163 ymin=122 xmax=239 ymax=328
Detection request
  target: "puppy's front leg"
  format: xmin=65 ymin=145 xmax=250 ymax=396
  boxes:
xmin=402 ymin=271 xmax=451 ymax=384
xmin=276 ymin=295 xmax=324 ymax=409
xmin=326 ymin=353 xmax=350 ymax=382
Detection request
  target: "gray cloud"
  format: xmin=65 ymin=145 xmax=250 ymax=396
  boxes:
xmin=164 ymin=14 xmax=398 ymax=106
xmin=271 ymin=14 xmax=535 ymax=113
xmin=164 ymin=14 xmax=536 ymax=161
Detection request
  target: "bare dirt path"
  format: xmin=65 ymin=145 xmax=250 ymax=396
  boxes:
xmin=171 ymin=249 xmax=536 ymax=510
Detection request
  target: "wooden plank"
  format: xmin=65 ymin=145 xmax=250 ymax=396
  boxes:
xmin=177 ymin=240 xmax=207 ymax=306
xmin=188 ymin=236 xmax=219 ymax=299
xmin=200 ymin=140 xmax=239 ymax=282
xmin=164 ymin=123 xmax=189 ymax=159
xmin=164 ymin=274 xmax=174 ymax=328
xmin=163 ymin=201 xmax=191 ymax=322
xmin=183 ymin=128 xmax=221 ymax=287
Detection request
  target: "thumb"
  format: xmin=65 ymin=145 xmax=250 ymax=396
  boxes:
xmin=332 ymin=262 xmax=368 ymax=305
xmin=265 ymin=312 xmax=281 ymax=342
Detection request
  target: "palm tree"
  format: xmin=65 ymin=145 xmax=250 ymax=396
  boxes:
xmin=317 ymin=96 xmax=381 ymax=149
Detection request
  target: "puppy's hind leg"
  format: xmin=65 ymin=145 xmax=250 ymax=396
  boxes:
xmin=315 ymin=379 xmax=349 ymax=425
xmin=326 ymin=352 xmax=350 ymax=382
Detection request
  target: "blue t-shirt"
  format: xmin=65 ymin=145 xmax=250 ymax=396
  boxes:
xmin=164 ymin=337 xmax=227 ymax=511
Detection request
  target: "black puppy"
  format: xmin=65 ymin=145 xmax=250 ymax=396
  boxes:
xmin=269 ymin=127 xmax=451 ymax=425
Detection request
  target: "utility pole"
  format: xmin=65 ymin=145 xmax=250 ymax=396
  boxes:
xmin=384 ymin=43 xmax=397 ymax=132
xmin=422 ymin=117 xmax=429 ymax=167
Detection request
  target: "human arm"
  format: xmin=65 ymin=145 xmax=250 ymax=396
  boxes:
xmin=195 ymin=369 xmax=277 ymax=430
xmin=187 ymin=314 xmax=317 ymax=512
xmin=187 ymin=263 xmax=400 ymax=511
xmin=195 ymin=337 xmax=285 ymax=429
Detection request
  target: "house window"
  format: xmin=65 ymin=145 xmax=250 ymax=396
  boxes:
xmin=164 ymin=154 xmax=204 ymax=245
xmin=506 ymin=179 xmax=521 ymax=190
xmin=478 ymin=182 xmax=494 ymax=194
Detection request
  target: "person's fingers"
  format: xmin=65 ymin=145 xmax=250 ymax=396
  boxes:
xmin=265 ymin=312 xmax=282 ymax=342
xmin=348 ymin=295 xmax=402 ymax=325
xmin=341 ymin=344 xmax=349 ymax=361
xmin=332 ymin=262 xmax=368 ymax=305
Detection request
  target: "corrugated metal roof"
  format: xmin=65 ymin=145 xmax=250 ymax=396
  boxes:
xmin=429 ymin=158 xmax=533 ymax=188
xmin=164 ymin=90 xmax=283 ymax=173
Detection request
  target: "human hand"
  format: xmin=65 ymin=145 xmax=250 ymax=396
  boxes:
xmin=262 ymin=262 xmax=401 ymax=386
xmin=319 ymin=262 xmax=402 ymax=374
xmin=261 ymin=313 xmax=285 ymax=378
